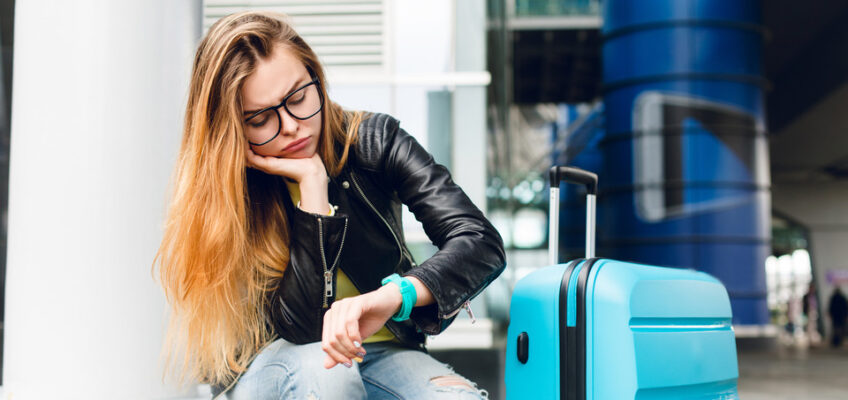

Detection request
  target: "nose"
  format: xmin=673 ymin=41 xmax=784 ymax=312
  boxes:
xmin=278 ymin=108 xmax=299 ymax=137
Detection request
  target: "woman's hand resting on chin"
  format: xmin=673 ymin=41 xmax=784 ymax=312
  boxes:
xmin=245 ymin=147 xmax=330 ymax=215
xmin=245 ymin=147 xmax=326 ymax=183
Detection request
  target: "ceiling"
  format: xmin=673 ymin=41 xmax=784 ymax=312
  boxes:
xmin=497 ymin=0 xmax=848 ymax=183
xmin=764 ymin=0 xmax=848 ymax=183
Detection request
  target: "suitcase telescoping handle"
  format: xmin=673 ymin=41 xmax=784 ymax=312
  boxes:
xmin=548 ymin=166 xmax=598 ymax=265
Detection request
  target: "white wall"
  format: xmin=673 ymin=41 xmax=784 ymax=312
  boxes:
xmin=3 ymin=1 xmax=201 ymax=398
xmin=328 ymin=0 xmax=490 ymax=216
xmin=328 ymin=0 xmax=454 ymax=146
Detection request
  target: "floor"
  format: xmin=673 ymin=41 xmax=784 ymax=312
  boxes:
xmin=431 ymin=341 xmax=848 ymax=400
xmin=737 ymin=344 xmax=848 ymax=400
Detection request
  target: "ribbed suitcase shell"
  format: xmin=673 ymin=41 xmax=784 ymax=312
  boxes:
xmin=505 ymin=167 xmax=739 ymax=399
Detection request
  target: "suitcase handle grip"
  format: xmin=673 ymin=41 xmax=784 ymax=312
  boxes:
xmin=549 ymin=166 xmax=598 ymax=195
xmin=548 ymin=166 xmax=597 ymax=264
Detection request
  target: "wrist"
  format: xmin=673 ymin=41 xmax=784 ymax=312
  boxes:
xmin=297 ymin=176 xmax=330 ymax=214
xmin=378 ymin=283 xmax=404 ymax=315
xmin=298 ymin=170 xmax=328 ymax=186
xmin=380 ymin=273 xmax=417 ymax=321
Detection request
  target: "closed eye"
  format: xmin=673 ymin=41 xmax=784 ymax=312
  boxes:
xmin=289 ymin=92 xmax=306 ymax=105
xmin=248 ymin=115 xmax=269 ymax=128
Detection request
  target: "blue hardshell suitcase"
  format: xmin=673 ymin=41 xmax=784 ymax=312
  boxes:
xmin=505 ymin=167 xmax=740 ymax=399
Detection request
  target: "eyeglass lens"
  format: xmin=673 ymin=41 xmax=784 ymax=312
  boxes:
xmin=245 ymin=82 xmax=321 ymax=146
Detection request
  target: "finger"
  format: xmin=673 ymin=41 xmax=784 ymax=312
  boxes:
xmin=244 ymin=147 xmax=267 ymax=170
xmin=328 ymin=301 xmax=357 ymax=360
xmin=247 ymin=151 xmax=272 ymax=171
xmin=325 ymin=335 xmax=351 ymax=368
xmin=342 ymin=301 xmax=366 ymax=357
xmin=244 ymin=146 xmax=259 ymax=164
xmin=321 ymin=309 xmax=337 ymax=368
xmin=324 ymin=354 xmax=338 ymax=369
xmin=347 ymin=318 xmax=366 ymax=359
xmin=247 ymin=149 xmax=301 ymax=179
xmin=332 ymin=301 xmax=362 ymax=359
xmin=244 ymin=149 xmax=254 ymax=168
xmin=321 ymin=307 xmax=351 ymax=368
xmin=255 ymin=154 xmax=292 ymax=177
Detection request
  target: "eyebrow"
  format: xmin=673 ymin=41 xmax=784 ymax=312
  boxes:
xmin=242 ymin=76 xmax=308 ymax=115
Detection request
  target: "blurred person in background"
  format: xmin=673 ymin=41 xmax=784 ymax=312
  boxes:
xmin=828 ymin=287 xmax=848 ymax=348
xmin=154 ymin=10 xmax=504 ymax=400
xmin=802 ymin=282 xmax=822 ymax=344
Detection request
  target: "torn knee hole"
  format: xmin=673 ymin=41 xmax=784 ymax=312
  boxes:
xmin=430 ymin=375 xmax=475 ymax=389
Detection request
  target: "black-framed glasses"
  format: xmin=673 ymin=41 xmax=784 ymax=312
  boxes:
xmin=243 ymin=75 xmax=324 ymax=146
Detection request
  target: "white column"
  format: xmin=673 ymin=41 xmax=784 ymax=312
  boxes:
xmin=3 ymin=1 xmax=201 ymax=399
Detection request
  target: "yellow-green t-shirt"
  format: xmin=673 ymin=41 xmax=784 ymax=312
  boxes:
xmin=285 ymin=180 xmax=397 ymax=343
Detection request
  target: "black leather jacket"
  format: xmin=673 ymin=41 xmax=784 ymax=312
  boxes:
xmin=268 ymin=113 xmax=506 ymax=350
xmin=213 ymin=113 xmax=505 ymax=397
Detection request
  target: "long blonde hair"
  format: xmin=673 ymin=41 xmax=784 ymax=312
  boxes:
xmin=154 ymin=10 xmax=365 ymax=386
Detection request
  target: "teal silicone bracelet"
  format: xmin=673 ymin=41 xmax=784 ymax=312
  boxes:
xmin=381 ymin=273 xmax=417 ymax=321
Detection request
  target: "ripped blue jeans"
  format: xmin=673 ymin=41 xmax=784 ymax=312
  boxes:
xmin=220 ymin=338 xmax=489 ymax=399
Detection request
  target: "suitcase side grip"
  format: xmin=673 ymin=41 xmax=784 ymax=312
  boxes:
xmin=516 ymin=332 xmax=529 ymax=364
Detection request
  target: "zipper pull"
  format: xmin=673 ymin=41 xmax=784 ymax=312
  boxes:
xmin=463 ymin=301 xmax=476 ymax=324
xmin=324 ymin=271 xmax=333 ymax=299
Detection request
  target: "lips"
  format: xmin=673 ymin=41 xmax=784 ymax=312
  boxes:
xmin=282 ymin=137 xmax=310 ymax=153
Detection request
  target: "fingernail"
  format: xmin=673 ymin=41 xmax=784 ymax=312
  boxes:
xmin=353 ymin=341 xmax=361 ymax=348
xmin=343 ymin=362 xmax=352 ymax=368
xmin=356 ymin=351 xmax=365 ymax=357
xmin=353 ymin=357 xmax=363 ymax=363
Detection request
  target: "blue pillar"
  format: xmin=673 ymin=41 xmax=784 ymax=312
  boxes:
xmin=600 ymin=0 xmax=770 ymax=326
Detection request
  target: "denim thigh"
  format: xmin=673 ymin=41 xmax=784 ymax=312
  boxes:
xmin=224 ymin=338 xmax=367 ymax=400
xmin=358 ymin=342 xmax=488 ymax=400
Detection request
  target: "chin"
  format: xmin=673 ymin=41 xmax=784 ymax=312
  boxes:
xmin=279 ymin=147 xmax=317 ymax=159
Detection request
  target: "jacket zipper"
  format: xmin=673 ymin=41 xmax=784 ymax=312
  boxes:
xmin=349 ymin=172 xmax=413 ymax=269
xmin=444 ymin=278 xmax=490 ymax=323
xmin=348 ymin=172 xmax=418 ymax=340
xmin=318 ymin=216 xmax=349 ymax=308
xmin=350 ymin=171 xmax=475 ymax=325
xmin=445 ymin=300 xmax=476 ymax=324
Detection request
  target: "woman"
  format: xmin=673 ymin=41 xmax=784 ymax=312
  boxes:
xmin=155 ymin=10 xmax=505 ymax=399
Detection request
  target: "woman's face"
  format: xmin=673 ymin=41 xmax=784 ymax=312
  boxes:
xmin=240 ymin=45 xmax=322 ymax=158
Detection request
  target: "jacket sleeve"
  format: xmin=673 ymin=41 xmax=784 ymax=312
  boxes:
xmin=383 ymin=125 xmax=506 ymax=335
xmin=268 ymin=206 xmax=349 ymax=344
